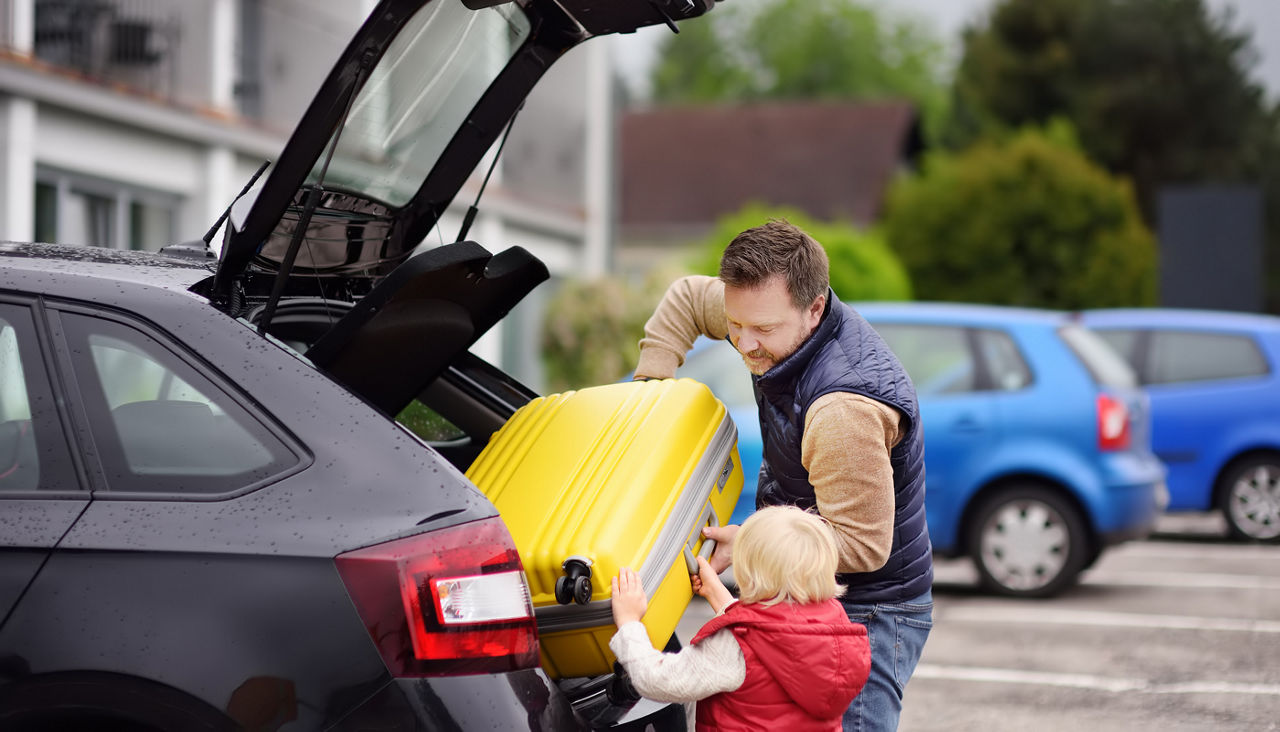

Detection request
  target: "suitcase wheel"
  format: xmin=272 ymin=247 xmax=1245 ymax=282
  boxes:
xmin=555 ymin=556 xmax=594 ymax=605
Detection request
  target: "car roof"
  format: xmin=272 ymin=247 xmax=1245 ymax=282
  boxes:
xmin=851 ymin=301 xmax=1070 ymax=328
xmin=0 ymin=242 xmax=211 ymax=295
xmin=1081 ymin=307 xmax=1280 ymax=334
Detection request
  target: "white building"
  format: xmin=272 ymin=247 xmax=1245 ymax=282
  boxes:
xmin=0 ymin=0 xmax=614 ymax=387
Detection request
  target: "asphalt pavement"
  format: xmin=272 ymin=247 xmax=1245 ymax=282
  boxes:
xmin=674 ymin=512 xmax=1280 ymax=731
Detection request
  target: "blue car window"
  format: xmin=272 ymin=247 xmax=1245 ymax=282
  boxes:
xmin=975 ymin=329 xmax=1031 ymax=391
xmin=677 ymin=339 xmax=757 ymax=405
xmin=1148 ymin=331 xmax=1269 ymax=385
xmin=873 ymin=324 xmax=975 ymax=395
xmin=1094 ymin=329 xmax=1142 ymax=366
xmin=1059 ymin=325 xmax=1137 ymax=388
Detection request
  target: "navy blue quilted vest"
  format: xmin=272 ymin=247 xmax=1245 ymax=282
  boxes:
xmin=752 ymin=291 xmax=932 ymax=603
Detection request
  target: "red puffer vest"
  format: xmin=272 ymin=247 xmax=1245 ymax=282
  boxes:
xmin=690 ymin=598 xmax=870 ymax=731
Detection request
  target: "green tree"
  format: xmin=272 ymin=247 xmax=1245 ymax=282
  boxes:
xmin=945 ymin=0 xmax=1274 ymax=220
xmin=884 ymin=124 xmax=1156 ymax=308
xmin=690 ymin=204 xmax=913 ymax=302
xmin=651 ymin=0 xmax=949 ymax=140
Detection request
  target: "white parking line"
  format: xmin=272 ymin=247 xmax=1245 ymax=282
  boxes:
xmin=939 ymin=606 xmax=1280 ymax=633
xmin=1081 ymin=570 xmax=1280 ymax=590
xmin=1116 ymin=542 xmax=1280 ymax=561
xmin=933 ymin=565 xmax=1280 ymax=592
xmin=914 ymin=665 xmax=1280 ymax=696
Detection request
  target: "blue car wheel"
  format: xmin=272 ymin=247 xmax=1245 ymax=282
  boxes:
xmin=1219 ymin=453 xmax=1280 ymax=543
xmin=967 ymin=484 xmax=1091 ymax=598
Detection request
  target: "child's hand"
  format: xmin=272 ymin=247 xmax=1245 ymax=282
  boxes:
xmin=611 ymin=567 xmax=648 ymax=627
xmin=694 ymin=556 xmax=735 ymax=614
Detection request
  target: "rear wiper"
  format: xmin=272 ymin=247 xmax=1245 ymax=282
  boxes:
xmin=206 ymin=161 xmax=272 ymax=251
xmin=162 ymin=161 xmax=270 ymax=264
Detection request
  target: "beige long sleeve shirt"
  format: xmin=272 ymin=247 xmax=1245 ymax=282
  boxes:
xmin=637 ymin=276 xmax=900 ymax=574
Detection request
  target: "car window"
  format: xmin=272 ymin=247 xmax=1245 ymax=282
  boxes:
xmin=676 ymin=339 xmax=757 ymax=406
xmin=0 ymin=304 xmax=76 ymax=493
xmin=1058 ymin=324 xmax=1137 ymax=389
xmin=975 ymin=329 xmax=1032 ymax=391
xmin=1147 ymin=330 xmax=1269 ymax=385
xmin=872 ymin=324 xmax=976 ymax=395
xmin=397 ymin=400 xmax=466 ymax=443
xmin=1093 ymin=328 xmax=1142 ymax=366
xmin=61 ymin=313 xmax=298 ymax=495
xmin=314 ymin=2 xmax=532 ymax=206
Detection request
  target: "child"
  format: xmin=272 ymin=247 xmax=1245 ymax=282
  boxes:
xmin=609 ymin=505 xmax=871 ymax=731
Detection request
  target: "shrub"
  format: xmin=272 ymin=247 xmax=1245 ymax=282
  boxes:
xmin=540 ymin=270 xmax=676 ymax=392
xmin=884 ymin=124 xmax=1156 ymax=308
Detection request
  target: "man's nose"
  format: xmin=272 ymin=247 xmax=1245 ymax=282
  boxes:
xmin=737 ymin=333 xmax=759 ymax=353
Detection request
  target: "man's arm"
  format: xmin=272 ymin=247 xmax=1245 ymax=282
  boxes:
xmin=801 ymin=393 xmax=903 ymax=574
xmin=635 ymin=275 xmax=729 ymax=380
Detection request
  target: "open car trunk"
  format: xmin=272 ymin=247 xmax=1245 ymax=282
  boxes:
xmin=190 ymin=1 xmax=733 ymax=726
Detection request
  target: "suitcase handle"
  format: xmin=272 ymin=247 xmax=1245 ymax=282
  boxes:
xmin=683 ymin=507 xmax=720 ymax=575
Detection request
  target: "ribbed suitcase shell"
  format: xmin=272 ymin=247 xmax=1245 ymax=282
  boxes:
xmin=466 ymin=378 xmax=743 ymax=679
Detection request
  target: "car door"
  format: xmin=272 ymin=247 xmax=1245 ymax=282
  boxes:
xmin=871 ymin=322 xmax=1000 ymax=551
xmin=0 ymin=299 xmax=87 ymax=626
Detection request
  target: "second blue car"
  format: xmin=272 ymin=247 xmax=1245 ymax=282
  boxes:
xmin=1082 ymin=308 xmax=1280 ymax=543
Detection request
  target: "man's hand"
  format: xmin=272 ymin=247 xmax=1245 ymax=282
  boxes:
xmin=702 ymin=524 xmax=739 ymax=574
xmin=611 ymin=567 xmax=648 ymax=627
xmin=690 ymin=556 xmax=735 ymax=614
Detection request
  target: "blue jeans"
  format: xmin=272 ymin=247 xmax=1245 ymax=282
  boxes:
xmin=840 ymin=589 xmax=933 ymax=732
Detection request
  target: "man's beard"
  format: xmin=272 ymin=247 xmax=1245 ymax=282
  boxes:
xmin=741 ymin=347 xmax=776 ymax=376
xmin=739 ymin=330 xmax=809 ymax=376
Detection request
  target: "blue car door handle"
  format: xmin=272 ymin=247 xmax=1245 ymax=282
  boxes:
xmin=950 ymin=416 xmax=983 ymax=433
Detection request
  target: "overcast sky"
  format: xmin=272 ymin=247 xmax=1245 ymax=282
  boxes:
xmin=612 ymin=0 xmax=1280 ymax=102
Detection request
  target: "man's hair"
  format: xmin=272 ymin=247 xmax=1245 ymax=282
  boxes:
xmin=734 ymin=505 xmax=845 ymax=606
xmin=718 ymin=219 xmax=830 ymax=310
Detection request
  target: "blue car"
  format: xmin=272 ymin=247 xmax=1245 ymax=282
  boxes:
xmin=1081 ymin=309 xmax=1280 ymax=542
xmin=676 ymin=303 xmax=1167 ymax=597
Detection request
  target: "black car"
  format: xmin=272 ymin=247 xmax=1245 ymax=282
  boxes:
xmin=0 ymin=0 xmax=719 ymax=729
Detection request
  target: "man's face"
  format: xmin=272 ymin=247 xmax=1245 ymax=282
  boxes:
xmin=724 ymin=275 xmax=825 ymax=376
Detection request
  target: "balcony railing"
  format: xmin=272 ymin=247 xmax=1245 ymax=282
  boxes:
xmin=31 ymin=0 xmax=181 ymax=100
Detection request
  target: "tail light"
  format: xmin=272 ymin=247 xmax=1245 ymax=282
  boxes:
xmin=336 ymin=516 xmax=539 ymax=677
xmin=1096 ymin=394 xmax=1131 ymax=451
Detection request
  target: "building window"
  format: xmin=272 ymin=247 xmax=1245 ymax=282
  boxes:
xmin=33 ymin=0 xmax=179 ymax=101
xmin=34 ymin=169 xmax=178 ymax=251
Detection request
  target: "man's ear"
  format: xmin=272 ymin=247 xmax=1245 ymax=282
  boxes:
xmin=808 ymin=293 xmax=826 ymax=320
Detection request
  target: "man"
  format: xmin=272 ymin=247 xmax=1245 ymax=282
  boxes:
xmin=634 ymin=219 xmax=933 ymax=732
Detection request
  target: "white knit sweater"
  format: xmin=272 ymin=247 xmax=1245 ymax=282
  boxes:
xmin=608 ymin=620 xmax=746 ymax=703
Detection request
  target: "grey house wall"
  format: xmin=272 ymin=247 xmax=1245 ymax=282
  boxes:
xmin=1157 ymin=186 xmax=1264 ymax=312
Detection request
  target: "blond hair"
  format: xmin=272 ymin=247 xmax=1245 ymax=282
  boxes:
xmin=734 ymin=505 xmax=845 ymax=606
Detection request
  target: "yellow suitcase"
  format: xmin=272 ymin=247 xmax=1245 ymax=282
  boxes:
xmin=466 ymin=378 xmax=743 ymax=679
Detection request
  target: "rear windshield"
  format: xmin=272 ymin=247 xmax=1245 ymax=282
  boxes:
xmin=310 ymin=1 xmax=533 ymax=206
xmin=1059 ymin=324 xmax=1137 ymax=388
